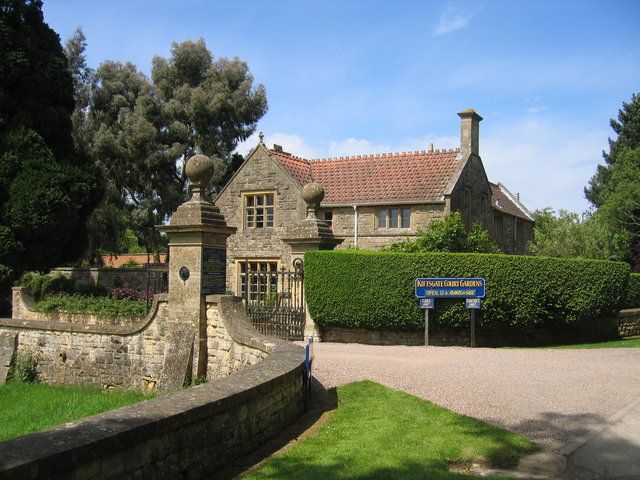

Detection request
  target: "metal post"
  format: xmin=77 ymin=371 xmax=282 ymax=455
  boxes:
xmin=470 ymin=309 xmax=476 ymax=348
xmin=424 ymin=308 xmax=429 ymax=347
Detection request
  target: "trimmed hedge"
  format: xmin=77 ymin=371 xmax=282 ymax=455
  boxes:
xmin=305 ymin=250 xmax=630 ymax=331
xmin=623 ymin=273 xmax=640 ymax=309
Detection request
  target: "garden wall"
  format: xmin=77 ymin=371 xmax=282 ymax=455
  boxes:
xmin=0 ymin=311 xmax=304 ymax=480
xmin=52 ymin=266 xmax=158 ymax=290
xmin=318 ymin=310 xmax=639 ymax=347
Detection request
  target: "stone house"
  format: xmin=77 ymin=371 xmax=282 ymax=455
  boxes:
xmin=215 ymin=109 xmax=534 ymax=295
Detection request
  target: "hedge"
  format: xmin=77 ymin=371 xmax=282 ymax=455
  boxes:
xmin=623 ymin=273 xmax=640 ymax=309
xmin=304 ymin=250 xmax=630 ymax=331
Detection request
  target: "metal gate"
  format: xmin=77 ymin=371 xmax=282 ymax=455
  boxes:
xmin=241 ymin=258 xmax=305 ymax=341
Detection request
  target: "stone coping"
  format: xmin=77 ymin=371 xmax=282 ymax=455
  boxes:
xmin=1 ymin=289 xmax=167 ymax=335
xmin=618 ymin=308 xmax=640 ymax=318
xmin=0 ymin=296 xmax=306 ymax=477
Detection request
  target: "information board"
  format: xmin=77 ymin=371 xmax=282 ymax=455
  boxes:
xmin=415 ymin=277 xmax=485 ymax=298
xmin=201 ymin=247 xmax=226 ymax=295
xmin=465 ymin=298 xmax=482 ymax=309
xmin=420 ymin=298 xmax=435 ymax=309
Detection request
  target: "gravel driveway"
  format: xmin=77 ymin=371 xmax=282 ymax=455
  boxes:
xmin=311 ymin=343 xmax=640 ymax=451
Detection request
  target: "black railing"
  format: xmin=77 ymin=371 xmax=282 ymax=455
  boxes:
xmin=242 ymin=259 xmax=305 ymax=340
xmin=145 ymin=263 xmax=168 ymax=312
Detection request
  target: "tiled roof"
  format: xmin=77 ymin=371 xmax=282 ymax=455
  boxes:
xmin=490 ymin=182 xmax=533 ymax=221
xmin=271 ymin=149 xmax=462 ymax=205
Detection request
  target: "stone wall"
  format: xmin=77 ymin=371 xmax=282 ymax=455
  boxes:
xmin=11 ymin=288 xmax=144 ymax=326
xmin=215 ymin=146 xmax=305 ymax=292
xmin=52 ymin=266 xmax=158 ymax=290
xmin=318 ymin=309 xmax=640 ymax=347
xmin=326 ymin=203 xmax=446 ymax=250
xmin=3 ymin=288 xmax=168 ymax=390
xmin=206 ymin=295 xmax=269 ymax=380
xmin=0 ymin=299 xmax=305 ymax=480
xmin=4 ymin=289 xmax=286 ymax=390
xmin=449 ymin=154 xmax=493 ymax=232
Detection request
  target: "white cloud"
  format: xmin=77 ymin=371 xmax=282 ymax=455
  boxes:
xmin=433 ymin=7 xmax=482 ymax=36
xmin=481 ymin=118 xmax=608 ymax=213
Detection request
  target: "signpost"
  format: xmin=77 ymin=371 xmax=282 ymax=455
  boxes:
xmin=419 ymin=298 xmax=434 ymax=346
xmin=416 ymin=278 xmax=485 ymax=348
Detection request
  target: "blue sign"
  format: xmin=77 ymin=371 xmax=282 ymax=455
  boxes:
xmin=465 ymin=298 xmax=481 ymax=310
xmin=420 ymin=298 xmax=435 ymax=309
xmin=415 ymin=277 xmax=485 ymax=298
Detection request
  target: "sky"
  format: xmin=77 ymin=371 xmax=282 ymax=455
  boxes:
xmin=42 ymin=0 xmax=640 ymax=214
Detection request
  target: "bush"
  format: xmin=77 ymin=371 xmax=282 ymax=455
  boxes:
xmin=18 ymin=272 xmax=108 ymax=300
xmin=111 ymin=285 xmax=144 ymax=301
xmin=388 ymin=212 xmax=500 ymax=254
xmin=10 ymin=350 xmax=37 ymax=383
xmin=33 ymin=294 xmax=146 ymax=320
xmin=304 ymin=250 xmax=630 ymax=332
xmin=623 ymin=273 xmax=640 ymax=308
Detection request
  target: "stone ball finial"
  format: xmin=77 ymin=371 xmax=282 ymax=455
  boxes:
xmin=302 ymin=181 xmax=324 ymax=220
xmin=185 ymin=154 xmax=216 ymax=187
xmin=185 ymin=154 xmax=219 ymax=202
xmin=302 ymin=181 xmax=325 ymax=206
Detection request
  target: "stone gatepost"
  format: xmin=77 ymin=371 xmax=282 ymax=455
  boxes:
xmin=157 ymin=155 xmax=236 ymax=388
xmin=283 ymin=182 xmax=343 ymax=338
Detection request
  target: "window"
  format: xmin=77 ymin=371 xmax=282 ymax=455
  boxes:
xmin=377 ymin=207 xmax=410 ymax=229
xmin=238 ymin=260 xmax=279 ymax=299
xmin=323 ymin=211 xmax=333 ymax=228
xmin=244 ymin=192 xmax=275 ymax=229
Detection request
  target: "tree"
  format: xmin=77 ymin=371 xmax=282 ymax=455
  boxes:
xmin=0 ymin=0 xmax=75 ymax=160
xmin=64 ymin=27 xmax=93 ymax=156
xmin=388 ymin=211 xmax=500 ymax=253
xmin=585 ymin=93 xmax=640 ymax=207
xmin=84 ymin=38 xmax=267 ymax=259
xmin=526 ymin=208 xmax=630 ymax=261
xmin=0 ymin=1 xmax=101 ymax=312
xmin=584 ymin=93 xmax=640 ymax=270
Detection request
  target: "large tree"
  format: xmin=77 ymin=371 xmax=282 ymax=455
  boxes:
xmin=0 ymin=0 xmax=101 ymax=312
xmin=585 ymin=93 xmax=640 ymax=207
xmin=584 ymin=93 xmax=640 ymax=270
xmin=84 ymin=38 xmax=267 ymax=259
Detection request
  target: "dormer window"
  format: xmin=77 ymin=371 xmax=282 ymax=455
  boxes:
xmin=244 ymin=192 xmax=275 ymax=228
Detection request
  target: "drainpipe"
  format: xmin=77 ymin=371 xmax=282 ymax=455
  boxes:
xmin=353 ymin=205 xmax=359 ymax=248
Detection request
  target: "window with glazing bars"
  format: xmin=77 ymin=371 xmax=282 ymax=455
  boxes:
xmin=245 ymin=193 xmax=275 ymax=228
xmin=239 ymin=261 xmax=278 ymax=300
xmin=377 ymin=207 xmax=411 ymax=228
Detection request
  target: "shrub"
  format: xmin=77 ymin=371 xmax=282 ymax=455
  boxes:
xmin=111 ymin=285 xmax=144 ymax=301
xmin=304 ymin=250 xmax=630 ymax=332
xmin=33 ymin=294 xmax=146 ymax=320
xmin=388 ymin=212 xmax=499 ymax=254
xmin=10 ymin=350 xmax=38 ymax=383
xmin=18 ymin=272 xmax=108 ymax=300
xmin=623 ymin=273 xmax=640 ymax=308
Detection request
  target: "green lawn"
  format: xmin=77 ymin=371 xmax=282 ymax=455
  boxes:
xmin=0 ymin=381 xmax=152 ymax=442
xmin=545 ymin=336 xmax=640 ymax=349
xmin=245 ymin=381 xmax=536 ymax=480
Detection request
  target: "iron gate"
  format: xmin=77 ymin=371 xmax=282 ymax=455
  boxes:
xmin=241 ymin=258 xmax=305 ymax=341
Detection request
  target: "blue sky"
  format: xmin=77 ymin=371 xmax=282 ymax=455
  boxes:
xmin=43 ymin=0 xmax=640 ymax=213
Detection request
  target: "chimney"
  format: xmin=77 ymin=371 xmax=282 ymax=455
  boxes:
xmin=457 ymin=109 xmax=483 ymax=157
xmin=272 ymin=144 xmax=283 ymax=152
xmin=428 ymin=143 xmax=434 ymax=152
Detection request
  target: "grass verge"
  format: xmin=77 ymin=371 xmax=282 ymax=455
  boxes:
xmin=545 ymin=336 xmax=640 ymax=349
xmin=0 ymin=381 xmax=152 ymax=442
xmin=244 ymin=381 xmax=536 ymax=480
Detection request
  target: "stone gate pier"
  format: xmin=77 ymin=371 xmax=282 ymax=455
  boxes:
xmin=0 ymin=156 xmax=306 ymax=480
